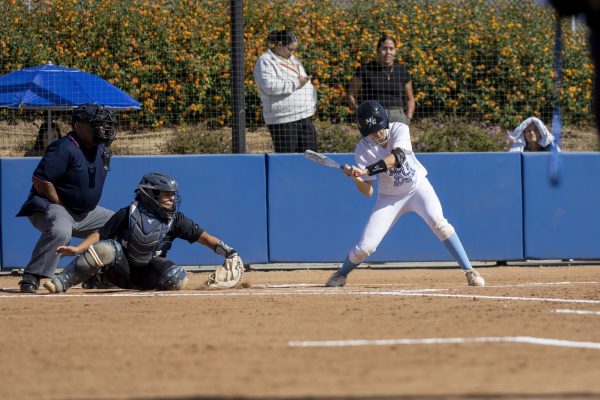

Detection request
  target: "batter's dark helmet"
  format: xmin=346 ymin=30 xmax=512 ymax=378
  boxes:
xmin=72 ymin=104 xmax=118 ymax=147
xmin=135 ymin=172 xmax=181 ymax=220
xmin=356 ymin=100 xmax=389 ymax=137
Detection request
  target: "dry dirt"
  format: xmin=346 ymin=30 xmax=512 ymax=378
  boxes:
xmin=1 ymin=265 xmax=599 ymax=400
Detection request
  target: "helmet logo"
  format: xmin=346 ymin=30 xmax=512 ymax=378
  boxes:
xmin=365 ymin=116 xmax=377 ymax=127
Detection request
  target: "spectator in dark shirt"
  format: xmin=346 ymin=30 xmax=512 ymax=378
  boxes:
xmin=346 ymin=34 xmax=415 ymax=125
xmin=16 ymin=104 xmax=118 ymax=293
xmin=25 ymin=121 xmax=62 ymax=157
xmin=43 ymin=172 xmax=242 ymax=293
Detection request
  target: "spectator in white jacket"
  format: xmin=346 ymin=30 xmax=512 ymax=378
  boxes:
xmin=254 ymin=29 xmax=318 ymax=153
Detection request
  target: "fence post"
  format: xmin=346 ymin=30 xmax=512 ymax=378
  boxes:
xmin=231 ymin=0 xmax=246 ymax=153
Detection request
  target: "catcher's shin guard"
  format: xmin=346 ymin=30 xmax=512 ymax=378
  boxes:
xmin=157 ymin=265 xmax=188 ymax=291
xmin=45 ymin=241 xmax=120 ymax=293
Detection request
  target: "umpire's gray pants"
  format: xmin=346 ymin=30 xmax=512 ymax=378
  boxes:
xmin=24 ymin=204 xmax=114 ymax=278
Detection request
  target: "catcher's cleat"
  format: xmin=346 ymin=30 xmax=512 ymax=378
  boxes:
xmin=82 ymin=271 xmax=117 ymax=289
xmin=465 ymin=269 xmax=485 ymax=287
xmin=43 ymin=278 xmax=64 ymax=294
xmin=325 ymin=271 xmax=347 ymax=287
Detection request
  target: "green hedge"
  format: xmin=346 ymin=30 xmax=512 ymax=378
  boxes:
xmin=0 ymin=0 xmax=592 ymax=131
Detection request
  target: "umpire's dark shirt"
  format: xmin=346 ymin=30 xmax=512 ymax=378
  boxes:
xmin=17 ymin=132 xmax=108 ymax=217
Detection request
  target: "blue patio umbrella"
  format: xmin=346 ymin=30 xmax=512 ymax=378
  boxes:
xmin=0 ymin=62 xmax=140 ymax=144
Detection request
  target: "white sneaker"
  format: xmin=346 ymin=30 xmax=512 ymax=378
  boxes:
xmin=325 ymin=271 xmax=347 ymax=287
xmin=43 ymin=277 xmax=64 ymax=294
xmin=43 ymin=280 xmax=59 ymax=293
xmin=465 ymin=269 xmax=485 ymax=287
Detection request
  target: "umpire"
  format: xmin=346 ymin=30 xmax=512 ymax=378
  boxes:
xmin=16 ymin=104 xmax=118 ymax=293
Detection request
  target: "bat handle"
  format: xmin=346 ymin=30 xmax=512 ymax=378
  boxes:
xmin=549 ymin=150 xmax=560 ymax=186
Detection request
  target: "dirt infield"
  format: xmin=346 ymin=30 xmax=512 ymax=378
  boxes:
xmin=1 ymin=265 xmax=600 ymax=400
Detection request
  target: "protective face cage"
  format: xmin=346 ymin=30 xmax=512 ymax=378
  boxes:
xmin=72 ymin=104 xmax=118 ymax=147
xmin=135 ymin=172 xmax=181 ymax=220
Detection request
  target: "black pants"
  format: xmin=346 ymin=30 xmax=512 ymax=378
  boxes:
xmin=267 ymin=117 xmax=317 ymax=153
xmin=105 ymin=256 xmax=175 ymax=290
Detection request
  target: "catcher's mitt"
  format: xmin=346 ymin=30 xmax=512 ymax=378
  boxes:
xmin=207 ymin=254 xmax=244 ymax=289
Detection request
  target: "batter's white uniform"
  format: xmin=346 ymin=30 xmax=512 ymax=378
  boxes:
xmin=348 ymin=122 xmax=456 ymax=264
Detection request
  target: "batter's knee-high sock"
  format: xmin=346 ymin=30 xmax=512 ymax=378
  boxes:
xmin=338 ymin=255 xmax=360 ymax=276
xmin=443 ymin=233 xmax=472 ymax=271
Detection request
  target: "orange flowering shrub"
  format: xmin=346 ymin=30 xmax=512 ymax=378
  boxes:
xmin=0 ymin=0 xmax=592 ymax=130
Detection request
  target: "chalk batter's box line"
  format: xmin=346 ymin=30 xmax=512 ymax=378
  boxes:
xmin=287 ymin=336 xmax=600 ymax=351
xmin=554 ymin=309 xmax=600 ymax=316
xmin=1 ymin=284 xmax=600 ymax=305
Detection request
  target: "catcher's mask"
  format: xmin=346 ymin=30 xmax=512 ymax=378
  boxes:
xmin=71 ymin=104 xmax=118 ymax=147
xmin=357 ymin=100 xmax=389 ymax=146
xmin=135 ymin=172 xmax=181 ymax=221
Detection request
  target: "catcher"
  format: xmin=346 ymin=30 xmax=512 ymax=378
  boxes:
xmin=43 ymin=172 xmax=244 ymax=293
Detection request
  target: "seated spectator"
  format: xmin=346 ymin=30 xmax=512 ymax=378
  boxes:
xmin=26 ymin=121 xmax=62 ymax=157
xmin=508 ymin=117 xmax=561 ymax=152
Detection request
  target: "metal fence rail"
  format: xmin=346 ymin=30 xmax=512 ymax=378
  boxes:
xmin=0 ymin=0 xmax=592 ymax=156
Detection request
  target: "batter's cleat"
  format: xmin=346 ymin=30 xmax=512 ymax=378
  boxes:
xmin=19 ymin=274 xmax=39 ymax=294
xmin=43 ymin=278 xmax=65 ymax=294
xmin=325 ymin=271 xmax=347 ymax=287
xmin=465 ymin=269 xmax=485 ymax=287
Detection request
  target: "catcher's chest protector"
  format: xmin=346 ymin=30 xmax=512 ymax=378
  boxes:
xmin=120 ymin=202 xmax=172 ymax=266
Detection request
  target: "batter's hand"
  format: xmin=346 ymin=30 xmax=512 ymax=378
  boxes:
xmin=352 ymin=167 xmax=368 ymax=177
xmin=341 ymin=164 xmax=353 ymax=176
xmin=342 ymin=164 xmax=367 ymax=178
xmin=56 ymin=246 xmax=79 ymax=256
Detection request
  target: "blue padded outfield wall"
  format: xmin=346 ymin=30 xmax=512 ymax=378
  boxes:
xmin=267 ymin=152 xmax=523 ymax=262
xmin=1 ymin=152 xmax=599 ymax=269
xmin=0 ymin=155 xmax=268 ymax=268
xmin=522 ymin=153 xmax=600 ymax=260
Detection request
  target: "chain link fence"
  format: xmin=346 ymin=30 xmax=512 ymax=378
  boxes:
xmin=0 ymin=0 xmax=593 ymax=156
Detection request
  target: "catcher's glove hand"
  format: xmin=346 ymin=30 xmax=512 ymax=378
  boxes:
xmin=207 ymin=253 xmax=244 ymax=289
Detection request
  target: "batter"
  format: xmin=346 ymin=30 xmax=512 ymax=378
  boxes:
xmin=325 ymin=100 xmax=485 ymax=288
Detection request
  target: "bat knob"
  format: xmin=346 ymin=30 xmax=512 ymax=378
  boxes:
xmin=548 ymin=154 xmax=561 ymax=187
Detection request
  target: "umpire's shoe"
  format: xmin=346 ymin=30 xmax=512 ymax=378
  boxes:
xmin=19 ymin=273 xmax=40 ymax=294
xmin=325 ymin=271 xmax=347 ymax=287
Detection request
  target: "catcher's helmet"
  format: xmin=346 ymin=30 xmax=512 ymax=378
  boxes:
xmin=135 ymin=172 xmax=181 ymax=220
xmin=356 ymin=100 xmax=389 ymax=137
xmin=72 ymin=104 xmax=118 ymax=147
